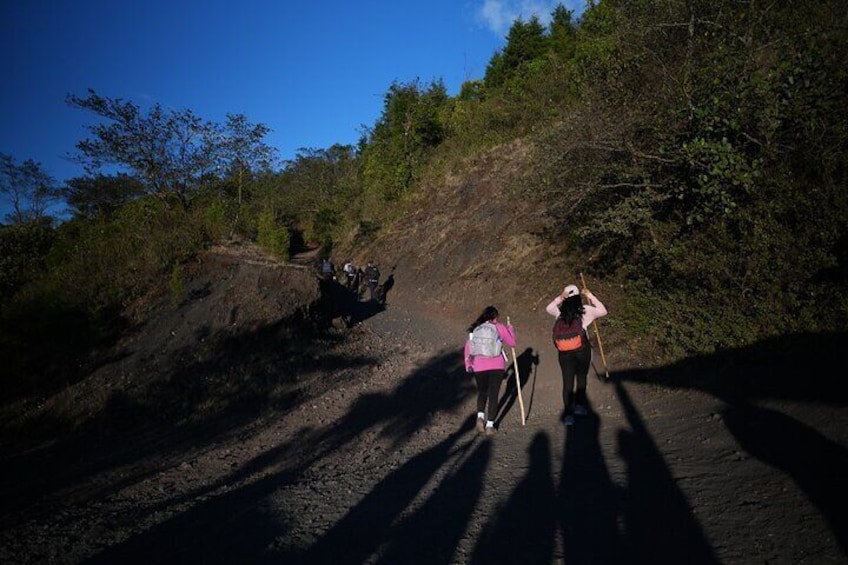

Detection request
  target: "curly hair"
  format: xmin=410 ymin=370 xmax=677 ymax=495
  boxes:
xmin=467 ymin=305 xmax=499 ymax=332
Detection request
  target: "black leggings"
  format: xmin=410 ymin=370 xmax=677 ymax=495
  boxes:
xmin=474 ymin=369 xmax=504 ymax=420
xmin=557 ymin=345 xmax=591 ymax=414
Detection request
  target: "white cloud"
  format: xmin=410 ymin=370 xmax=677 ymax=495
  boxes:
xmin=477 ymin=0 xmax=586 ymax=37
xmin=478 ymin=0 xmax=514 ymax=35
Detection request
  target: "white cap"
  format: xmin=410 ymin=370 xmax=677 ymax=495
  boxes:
xmin=564 ymin=284 xmax=580 ymax=297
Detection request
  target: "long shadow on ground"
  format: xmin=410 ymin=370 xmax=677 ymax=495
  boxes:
xmin=0 ymin=317 xmax=373 ymax=522
xmin=469 ymin=397 xmax=714 ymax=564
xmin=465 ymin=332 xmax=847 ymax=563
xmin=613 ymin=330 xmax=848 ymax=558
xmin=12 ymin=317 xmax=844 ymax=563
xmin=469 ymin=433 xmax=557 ymax=564
xmin=79 ymin=348 xmax=472 ymax=564
xmin=613 ymin=383 xmax=717 ymax=563
xmin=295 ymin=417 xmax=485 ymax=565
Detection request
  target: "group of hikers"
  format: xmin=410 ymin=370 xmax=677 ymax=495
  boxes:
xmin=322 ymin=255 xmax=607 ymax=434
xmin=320 ymin=258 xmax=385 ymax=303
xmin=464 ymin=282 xmax=607 ymax=435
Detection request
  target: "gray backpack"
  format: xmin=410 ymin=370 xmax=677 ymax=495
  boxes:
xmin=468 ymin=322 xmax=503 ymax=357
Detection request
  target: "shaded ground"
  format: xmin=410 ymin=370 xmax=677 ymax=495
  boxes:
xmin=0 ymin=239 xmax=846 ymax=564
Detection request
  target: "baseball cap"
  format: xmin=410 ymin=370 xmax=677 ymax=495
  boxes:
xmin=564 ymin=284 xmax=580 ymax=297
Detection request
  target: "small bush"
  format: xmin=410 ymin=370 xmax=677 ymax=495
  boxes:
xmin=257 ymin=208 xmax=290 ymax=260
xmin=169 ymin=263 xmax=184 ymax=306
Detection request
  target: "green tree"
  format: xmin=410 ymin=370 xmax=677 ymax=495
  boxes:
xmin=0 ymin=153 xmax=58 ymax=224
xmin=0 ymin=218 xmax=54 ymax=302
xmin=484 ymin=16 xmax=549 ymax=89
xmin=269 ymin=144 xmax=359 ymax=245
xmin=257 ymin=206 xmax=290 ymax=260
xmin=62 ymin=173 xmax=146 ymax=219
xmin=549 ymin=4 xmax=577 ymax=59
xmin=66 ymin=89 xmax=220 ymax=208
xmin=360 ymin=79 xmax=448 ymax=205
xmin=535 ymin=0 xmax=848 ymax=353
xmin=219 ymin=113 xmax=277 ymax=206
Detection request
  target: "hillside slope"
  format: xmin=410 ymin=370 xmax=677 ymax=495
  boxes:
xmin=345 ymin=138 xmax=641 ymax=368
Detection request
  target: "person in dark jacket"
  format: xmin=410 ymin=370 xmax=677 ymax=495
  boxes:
xmin=363 ymin=261 xmax=380 ymax=301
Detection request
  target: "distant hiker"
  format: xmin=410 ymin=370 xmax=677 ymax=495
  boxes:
xmin=342 ymin=260 xmax=357 ymax=289
xmin=321 ymin=258 xmax=335 ymax=281
xmin=363 ymin=261 xmax=380 ymax=301
xmin=354 ymin=266 xmax=365 ymax=299
xmin=464 ymin=305 xmax=517 ymax=435
xmin=545 ymin=284 xmax=607 ymax=426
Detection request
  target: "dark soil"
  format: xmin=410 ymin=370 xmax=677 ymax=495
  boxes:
xmin=1 ymin=237 xmax=846 ymax=564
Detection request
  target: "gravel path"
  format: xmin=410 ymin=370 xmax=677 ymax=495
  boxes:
xmin=1 ymin=259 xmax=845 ymax=564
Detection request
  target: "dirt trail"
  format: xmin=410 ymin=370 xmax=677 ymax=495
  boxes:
xmin=292 ymin=294 xmax=847 ymax=564
xmin=1 ymin=243 xmax=846 ymax=564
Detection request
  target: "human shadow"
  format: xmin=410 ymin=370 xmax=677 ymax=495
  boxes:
xmin=614 ymin=382 xmax=717 ymax=563
xmin=472 ymin=385 xmax=716 ymax=563
xmin=613 ymin=330 xmax=848 ymax=556
xmin=296 ymin=417 xmax=486 ymax=565
xmin=379 ymin=273 xmax=395 ymax=305
xmin=0 ymin=315 xmax=379 ymax=521
xmin=372 ymin=431 xmax=490 ymax=565
xmin=77 ymin=348 xmax=475 ymax=564
xmin=468 ymin=433 xmax=557 ymax=565
xmin=319 ymin=277 xmax=385 ymax=326
xmin=722 ymin=402 xmax=848 ymax=554
xmin=557 ymin=404 xmax=633 ymax=563
xmin=496 ymin=347 xmax=539 ymax=426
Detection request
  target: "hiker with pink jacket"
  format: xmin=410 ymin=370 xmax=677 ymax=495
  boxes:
xmin=464 ymin=305 xmax=516 ymax=436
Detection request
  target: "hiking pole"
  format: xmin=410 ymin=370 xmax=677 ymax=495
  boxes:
xmin=579 ymin=272 xmax=610 ymax=380
xmin=506 ymin=316 xmax=526 ymax=425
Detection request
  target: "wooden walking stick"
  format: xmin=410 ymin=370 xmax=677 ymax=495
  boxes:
xmin=579 ymin=272 xmax=610 ymax=380
xmin=507 ymin=316 xmax=526 ymax=425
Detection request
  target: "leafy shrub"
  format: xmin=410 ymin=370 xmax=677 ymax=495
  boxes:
xmin=0 ymin=196 xmax=213 ymax=400
xmin=169 ymin=264 xmax=184 ymax=306
xmin=0 ymin=219 xmax=54 ymax=305
xmin=257 ymin=207 xmax=290 ymax=260
xmin=202 ymin=197 xmax=228 ymax=240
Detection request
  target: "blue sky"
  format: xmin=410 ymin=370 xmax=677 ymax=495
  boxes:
xmin=1 ymin=0 xmax=586 ymax=195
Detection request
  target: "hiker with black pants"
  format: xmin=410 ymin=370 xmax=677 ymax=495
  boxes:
xmin=320 ymin=258 xmax=335 ymax=281
xmin=342 ymin=260 xmax=357 ymax=289
xmin=464 ymin=305 xmax=517 ymax=435
xmin=363 ymin=261 xmax=380 ymax=302
xmin=546 ymin=284 xmax=607 ymax=426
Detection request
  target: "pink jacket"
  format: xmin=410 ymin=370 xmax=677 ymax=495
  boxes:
xmin=464 ymin=321 xmax=517 ymax=372
xmin=545 ymin=290 xmax=608 ymax=329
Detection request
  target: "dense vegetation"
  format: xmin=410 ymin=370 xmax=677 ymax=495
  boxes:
xmin=2 ymin=0 xmax=846 ymax=399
